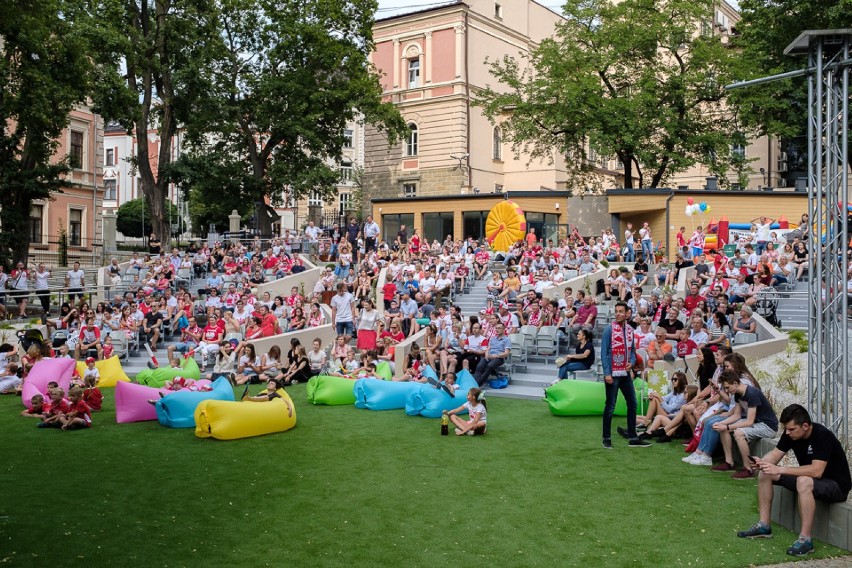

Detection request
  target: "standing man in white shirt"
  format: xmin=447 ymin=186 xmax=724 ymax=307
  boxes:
xmin=751 ymin=216 xmax=775 ymax=256
xmin=623 ymin=223 xmax=635 ymax=262
xmin=639 ymin=222 xmax=653 ymax=263
xmin=65 ymin=261 xmax=86 ymax=303
xmin=330 ymin=282 xmax=357 ymax=342
xmin=304 ymin=221 xmax=321 ymax=258
xmin=363 ymin=216 xmax=380 ymax=253
xmin=34 ymin=264 xmax=52 ymax=315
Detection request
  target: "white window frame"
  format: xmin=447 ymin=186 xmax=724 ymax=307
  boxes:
xmin=343 ymin=129 xmax=353 ymax=148
xmin=30 ymin=204 xmax=44 ymax=245
xmin=408 ymin=58 xmax=420 ymax=89
xmin=104 ymin=179 xmax=118 ymax=201
xmin=308 ymin=190 xmax=323 ymax=207
xmin=403 ymin=183 xmax=417 ymax=198
xmin=68 ymin=207 xmax=85 ymax=247
xmin=105 ymin=148 xmax=115 ymax=167
xmin=731 ymin=142 xmax=746 ymax=160
xmin=338 ymin=192 xmax=351 ymax=216
xmin=405 ymin=123 xmax=419 ymax=157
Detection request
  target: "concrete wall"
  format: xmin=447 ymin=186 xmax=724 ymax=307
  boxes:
xmin=543 ymin=268 xmax=607 ymax=301
xmin=651 ymin=313 xmax=789 ymax=378
xmin=248 ymin=324 xmax=338 ymax=359
xmin=255 ymin=267 xmax=322 ymax=299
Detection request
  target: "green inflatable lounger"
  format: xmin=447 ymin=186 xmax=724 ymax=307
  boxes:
xmin=306 ymin=375 xmax=356 ymax=406
xmin=135 ymin=357 xmax=201 ymax=387
xmin=544 ymin=378 xmax=644 ymax=417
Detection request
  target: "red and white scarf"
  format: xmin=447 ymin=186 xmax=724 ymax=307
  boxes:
xmin=610 ymin=321 xmax=634 ymax=376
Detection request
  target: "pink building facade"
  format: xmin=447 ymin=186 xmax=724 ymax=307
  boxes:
xmin=363 ymin=1 xmax=568 ymax=203
xmin=29 ymin=104 xmax=104 ymax=264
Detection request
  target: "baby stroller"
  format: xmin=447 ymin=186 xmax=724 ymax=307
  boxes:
xmin=754 ymin=288 xmax=780 ymax=328
xmin=18 ymin=328 xmax=46 ymax=352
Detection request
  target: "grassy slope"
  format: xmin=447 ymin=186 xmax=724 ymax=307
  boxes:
xmin=0 ymin=387 xmax=847 ymax=567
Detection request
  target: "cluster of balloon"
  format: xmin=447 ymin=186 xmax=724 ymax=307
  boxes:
xmin=685 ymin=197 xmax=711 ymax=216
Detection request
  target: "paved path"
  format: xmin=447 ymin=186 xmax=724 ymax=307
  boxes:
xmin=756 ymin=556 xmax=851 ymax=568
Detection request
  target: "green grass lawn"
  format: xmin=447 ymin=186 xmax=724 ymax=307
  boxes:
xmin=0 ymin=387 xmax=848 ymax=567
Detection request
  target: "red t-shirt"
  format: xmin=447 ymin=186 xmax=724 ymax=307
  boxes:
xmin=47 ymin=399 xmax=70 ymax=417
xmin=677 ymin=339 xmax=698 ymax=357
xmin=79 ymin=326 xmax=101 ymax=343
xmin=26 ymin=403 xmax=51 ymax=415
xmin=380 ymin=330 xmax=405 ymax=343
xmin=382 ymin=283 xmax=397 ymax=301
xmin=202 ymin=325 xmax=221 ymax=341
xmin=83 ymin=388 xmax=103 ymax=411
xmin=67 ymin=400 xmax=92 ymax=426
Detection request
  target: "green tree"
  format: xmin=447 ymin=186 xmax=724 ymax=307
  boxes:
xmin=474 ymin=0 xmax=744 ymax=190
xmin=169 ymin=152 xmax=253 ymax=235
xmin=92 ymin=1 xmax=218 ymax=247
xmin=116 ymin=198 xmax=181 ymax=238
xmin=0 ymin=0 xmax=95 ymax=268
xmin=177 ymin=0 xmax=406 ymax=236
xmin=732 ymin=0 xmax=852 ymax=141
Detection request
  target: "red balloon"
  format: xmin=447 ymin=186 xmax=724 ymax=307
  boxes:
xmin=687 ymin=197 xmax=694 ymax=205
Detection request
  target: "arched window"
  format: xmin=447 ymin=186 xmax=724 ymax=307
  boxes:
xmin=406 ymin=123 xmax=418 ymax=157
xmin=492 ymin=126 xmax=502 ymax=160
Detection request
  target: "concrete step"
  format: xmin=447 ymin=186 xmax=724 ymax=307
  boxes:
xmin=485 ymin=384 xmax=547 ymax=401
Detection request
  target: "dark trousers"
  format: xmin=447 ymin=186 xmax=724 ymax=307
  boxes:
xmin=474 ymin=356 xmax=504 ymax=385
xmin=365 ymin=237 xmax=376 ymax=252
xmin=36 ymin=290 xmax=50 ymax=313
xmin=602 ymin=374 xmax=637 ymax=441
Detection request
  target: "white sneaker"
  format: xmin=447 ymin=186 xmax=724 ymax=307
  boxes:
xmin=682 ymin=453 xmax=696 ymax=463
xmin=691 ymin=454 xmax=713 ymax=466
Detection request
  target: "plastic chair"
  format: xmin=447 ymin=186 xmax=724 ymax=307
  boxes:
xmin=108 ymin=330 xmax=129 ymax=362
xmin=536 ymin=326 xmax=559 ymax=363
xmin=519 ymin=325 xmax=538 ymax=356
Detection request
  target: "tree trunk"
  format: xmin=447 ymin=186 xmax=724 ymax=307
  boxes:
xmin=0 ymin=193 xmax=31 ymax=268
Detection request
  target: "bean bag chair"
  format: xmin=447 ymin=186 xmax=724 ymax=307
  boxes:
xmin=115 ymin=381 xmax=170 ymax=423
xmin=420 ymin=365 xmax=438 ymax=383
xmin=405 ymin=369 xmax=477 ymax=418
xmin=75 ymin=356 xmax=131 ymax=388
xmin=155 ymin=377 xmax=234 ymax=428
xmin=21 ymin=358 xmax=76 ymax=409
xmin=114 ymin=379 xmax=214 ymax=423
xmin=135 ymin=357 xmax=201 ymax=387
xmin=306 ymin=375 xmax=356 ymax=405
xmin=353 ymin=377 xmax=421 ymax=411
xmin=375 ymin=361 xmax=393 ymax=380
xmin=194 ymin=389 xmax=296 ymax=440
xmin=545 ymin=378 xmax=643 ymax=417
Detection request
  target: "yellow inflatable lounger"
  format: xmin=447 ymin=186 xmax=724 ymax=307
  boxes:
xmin=194 ymin=389 xmax=297 ymax=440
xmin=75 ymin=355 xmax=131 ymax=387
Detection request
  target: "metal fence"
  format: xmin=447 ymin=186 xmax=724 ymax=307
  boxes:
xmin=27 ymin=235 xmax=103 ymax=268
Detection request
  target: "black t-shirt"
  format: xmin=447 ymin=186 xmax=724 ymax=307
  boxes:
xmin=735 ymin=385 xmax=778 ymax=431
xmin=573 ymin=341 xmax=594 ymax=369
xmin=695 ymin=263 xmax=710 ymax=280
xmin=397 ymin=230 xmax=408 ymax=245
xmin=633 ymin=261 xmax=648 ymax=275
xmin=660 ymin=319 xmax=684 ymax=335
xmin=144 ymin=311 xmax=162 ymax=329
xmin=776 ymin=423 xmax=852 ymax=494
xmin=675 ymin=259 xmax=694 ymax=272
xmin=346 ymin=224 xmax=359 ymax=242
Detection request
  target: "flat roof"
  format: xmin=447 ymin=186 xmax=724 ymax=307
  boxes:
xmin=375 ymin=1 xmax=462 ymax=24
xmin=371 ymin=190 xmax=574 ymax=203
xmin=784 ymin=29 xmax=852 ymax=55
xmin=607 ymin=188 xmax=807 ymax=197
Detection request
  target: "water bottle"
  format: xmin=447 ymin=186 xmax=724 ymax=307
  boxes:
xmin=441 ymin=411 xmax=449 ymax=436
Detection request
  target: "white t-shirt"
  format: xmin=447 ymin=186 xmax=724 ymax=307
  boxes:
xmin=330 ymin=292 xmax=355 ymax=323
xmin=464 ymin=401 xmax=487 ymax=423
xmin=305 ymin=226 xmax=321 ymax=242
xmin=67 ymin=269 xmax=85 ymax=288
xmin=35 ymin=270 xmax=50 ymax=290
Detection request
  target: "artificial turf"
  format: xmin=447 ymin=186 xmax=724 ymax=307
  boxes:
xmin=0 ymin=386 xmax=848 ymax=568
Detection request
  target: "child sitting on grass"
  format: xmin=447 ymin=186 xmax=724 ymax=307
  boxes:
xmin=83 ymin=374 xmax=103 ymax=411
xmin=39 ymin=388 xmax=70 ymax=428
xmin=447 ymin=387 xmax=487 ymax=436
xmin=59 ymin=386 xmax=92 ymax=430
xmin=0 ymin=363 xmax=22 ymax=394
xmin=21 ymin=394 xmax=49 ymax=418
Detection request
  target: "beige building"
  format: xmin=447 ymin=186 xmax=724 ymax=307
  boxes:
xmin=363 ymin=0 xmax=569 ymax=203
